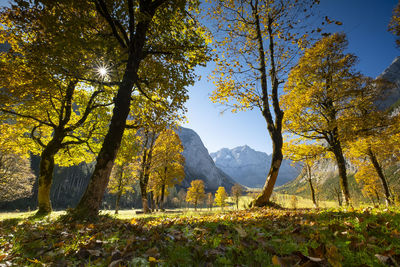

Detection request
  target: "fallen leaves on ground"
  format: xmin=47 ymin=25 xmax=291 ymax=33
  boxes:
xmin=0 ymin=207 xmax=399 ymax=266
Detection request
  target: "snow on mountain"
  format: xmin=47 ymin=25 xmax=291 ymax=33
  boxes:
xmin=210 ymin=146 xmax=299 ymax=188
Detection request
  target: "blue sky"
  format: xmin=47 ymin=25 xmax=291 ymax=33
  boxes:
xmin=1 ymin=0 xmax=398 ymax=154
xmin=184 ymin=0 xmax=399 ymax=154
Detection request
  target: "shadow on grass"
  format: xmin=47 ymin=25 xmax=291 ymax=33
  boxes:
xmin=1 ymin=207 xmax=399 ymax=266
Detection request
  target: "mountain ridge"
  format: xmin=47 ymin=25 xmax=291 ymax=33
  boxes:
xmin=210 ymin=145 xmax=299 ymax=188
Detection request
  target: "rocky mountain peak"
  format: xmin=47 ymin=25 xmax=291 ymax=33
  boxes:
xmin=210 ymin=147 xmax=299 ymax=188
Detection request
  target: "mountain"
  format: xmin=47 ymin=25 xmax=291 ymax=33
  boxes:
xmin=210 ymin=145 xmax=299 ymax=188
xmin=176 ymin=127 xmax=236 ymax=192
xmin=376 ymin=56 xmax=400 ymax=110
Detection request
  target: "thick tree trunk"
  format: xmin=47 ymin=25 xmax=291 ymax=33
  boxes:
xmin=36 ymin=138 xmax=62 ymax=215
xmin=75 ymin=69 xmax=134 ymax=217
xmin=331 ymin=141 xmax=351 ymax=206
xmin=74 ymin=1 xmax=160 ymax=218
xmin=367 ymin=148 xmax=392 ymax=206
xmin=253 ymin=131 xmax=283 ymax=206
xmin=306 ymin=164 xmax=317 ymax=208
xmin=37 ymin=154 xmax=55 ymax=215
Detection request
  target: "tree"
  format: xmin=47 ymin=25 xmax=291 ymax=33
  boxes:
xmin=214 ymin=186 xmax=228 ymax=210
xmin=0 ymin=150 xmax=35 ymax=202
xmin=353 ymin=162 xmax=383 ymax=206
xmin=186 ymin=180 xmax=205 ymax=211
xmin=231 ymin=184 xmax=243 ymax=210
xmin=389 ymin=0 xmax=400 ymax=47
xmin=346 ymin=131 xmax=398 ymax=206
xmin=0 ymin=124 xmax=35 ymax=202
xmin=75 ymin=0 xmax=210 ymax=217
xmin=208 ymin=0 xmax=326 ymax=207
xmin=206 ymin=192 xmax=214 ymax=211
xmin=108 ymin=131 xmax=140 ymax=214
xmin=149 ymin=129 xmax=185 ymax=211
xmin=283 ymin=142 xmax=326 ymax=208
xmin=177 ymin=189 xmax=187 ymax=209
xmin=0 ymin=1 xmax=112 ymax=215
xmin=282 ymin=33 xmax=370 ymax=206
xmin=342 ymin=75 xmax=398 ymax=206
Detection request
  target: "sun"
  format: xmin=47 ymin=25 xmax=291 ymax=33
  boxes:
xmin=95 ymin=63 xmax=110 ymax=80
xmin=98 ymin=67 xmax=108 ymax=77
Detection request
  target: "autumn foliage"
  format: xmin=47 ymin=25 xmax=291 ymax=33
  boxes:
xmin=186 ymin=180 xmax=205 ymax=210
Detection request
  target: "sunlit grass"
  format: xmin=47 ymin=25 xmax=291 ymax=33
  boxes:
xmin=0 ymin=194 xmax=340 ymax=221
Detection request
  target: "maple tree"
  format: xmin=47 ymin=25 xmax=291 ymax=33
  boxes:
xmin=75 ymin=0 xmax=209 ymax=217
xmin=149 ymin=129 xmax=185 ymax=211
xmin=208 ymin=0 xmax=326 ymax=207
xmin=130 ymin=97 xmax=185 ymax=213
xmin=107 ymin=131 xmax=140 ymax=214
xmin=186 ymin=179 xmax=205 ymax=210
xmin=214 ymin=186 xmax=228 ymax=210
xmin=346 ymin=130 xmax=398 ymax=206
xmin=389 ymin=0 xmax=400 ymax=47
xmin=0 ymin=131 xmax=35 ymax=202
xmin=282 ymin=33 xmax=375 ymax=206
xmin=177 ymin=188 xmax=187 ymax=209
xmin=342 ymin=76 xmax=398 ymax=206
xmin=0 ymin=1 xmax=113 ymax=215
xmin=283 ymin=142 xmax=326 ymax=208
xmin=231 ymin=184 xmax=243 ymax=210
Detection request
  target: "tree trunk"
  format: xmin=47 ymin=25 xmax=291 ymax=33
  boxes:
xmin=253 ymin=131 xmax=283 ymax=206
xmin=331 ymin=141 xmax=351 ymax=206
xmin=251 ymin=13 xmax=284 ymax=207
xmin=115 ymin=191 xmax=121 ymax=215
xmin=306 ymin=164 xmax=317 ymax=208
xmin=367 ymin=148 xmax=392 ymax=206
xmin=374 ymin=189 xmax=381 ymax=206
xmin=142 ymin=194 xmax=150 ymax=214
xmin=36 ymin=138 xmax=62 ymax=215
xmin=150 ymin=192 xmax=155 ymax=212
xmin=334 ymin=186 xmax=342 ymax=207
xmin=37 ymin=153 xmax=55 ymax=215
xmin=160 ymin=183 xmax=165 ymax=211
xmin=74 ymin=1 xmax=160 ymax=218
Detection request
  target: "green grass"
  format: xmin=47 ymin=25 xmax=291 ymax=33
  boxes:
xmin=1 ymin=206 xmax=399 ymax=266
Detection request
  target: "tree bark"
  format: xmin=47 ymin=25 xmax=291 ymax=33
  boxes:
xmin=74 ymin=0 xmax=162 ymax=218
xmin=306 ymin=163 xmax=317 ymax=208
xmin=142 ymin=193 xmax=149 ymax=214
xmin=37 ymin=152 xmax=55 ymax=215
xmin=331 ymin=139 xmax=351 ymax=206
xmin=160 ymin=183 xmax=165 ymax=211
xmin=367 ymin=147 xmax=392 ymax=206
xmin=251 ymin=12 xmax=284 ymax=207
xmin=253 ymin=131 xmax=283 ymax=206
xmin=36 ymin=137 xmax=62 ymax=215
